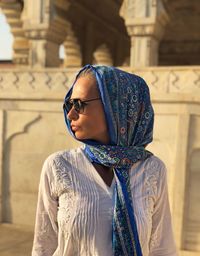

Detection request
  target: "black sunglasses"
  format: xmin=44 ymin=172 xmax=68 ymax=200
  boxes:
xmin=63 ymin=97 xmax=101 ymax=114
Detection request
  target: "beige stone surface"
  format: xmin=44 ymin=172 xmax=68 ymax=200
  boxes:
xmin=0 ymin=224 xmax=33 ymax=256
xmin=2 ymin=109 xmax=80 ymax=226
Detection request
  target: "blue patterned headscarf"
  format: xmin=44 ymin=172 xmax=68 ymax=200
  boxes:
xmin=63 ymin=64 xmax=154 ymax=256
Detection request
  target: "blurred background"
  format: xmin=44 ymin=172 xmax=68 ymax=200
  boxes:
xmin=0 ymin=0 xmax=200 ymax=255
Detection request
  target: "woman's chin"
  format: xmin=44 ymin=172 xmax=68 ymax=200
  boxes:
xmin=74 ymin=131 xmax=88 ymax=140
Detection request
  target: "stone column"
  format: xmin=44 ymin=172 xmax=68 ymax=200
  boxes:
xmin=0 ymin=0 xmax=29 ymax=65
xmin=93 ymin=44 xmax=113 ymax=66
xmin=120 ymin=0 xmax=169 ymax=67
xmin=63 ymin=27 xmax=82 ymax=68
xmin=22 ymin=0 xmax=71 ymax=68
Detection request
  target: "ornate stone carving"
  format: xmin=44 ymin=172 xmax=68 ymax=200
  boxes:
xmin=0 ymin=69 xmax=73 ymax=99
xmin=63 ymin=27 xmax=82 ymax=68
xmin=120 ymin=0 xmax=169 ymax=67
xmin=120 ymin=0 xmax=135 ymax=20
xmin=134 ymin=68 xmax=200 ymax=95
xmin=0 ymin=0 xmax=29 ymax=65
xmin=22 ymin=0 xmax=71 ymax=67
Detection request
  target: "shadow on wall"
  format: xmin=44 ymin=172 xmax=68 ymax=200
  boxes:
xmin=2 ymin=110 xmax=80 ymax=227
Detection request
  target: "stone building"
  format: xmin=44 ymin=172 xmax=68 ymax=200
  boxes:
xmin=0 ymin=0 xmax=200 ymax=255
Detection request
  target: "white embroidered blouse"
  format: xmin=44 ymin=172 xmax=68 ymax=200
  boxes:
xmin=32 ymin=147 xmax=177 ymax=256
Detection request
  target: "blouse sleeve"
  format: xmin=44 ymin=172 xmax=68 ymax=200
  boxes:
xmin=149 ymin=163 xmax=177 ymax=256
xmin=32 ymin=157 xmax=58 ymax=256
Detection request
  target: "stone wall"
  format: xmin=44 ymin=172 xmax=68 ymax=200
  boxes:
xmin=0 ymin=68 xmax=80 ymax=228
xmin=0 ymin=66 xmax=200 ymax=255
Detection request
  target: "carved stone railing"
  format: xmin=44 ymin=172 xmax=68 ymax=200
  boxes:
xmin=0 ymin=66 xmax=200 ymax=101
xmin=0 ymin=68 xmax=77 ymax=99
xmin=125 ymin=66 xmax=200 ymax=103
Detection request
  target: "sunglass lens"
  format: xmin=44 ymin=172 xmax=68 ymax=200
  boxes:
xmin=64 ymin=99 xmax=85 ymax=113
xmin=74 ymin=99 xmax=82 ymax=113
xmin=64 ymin=100 xmax=72 ymax=112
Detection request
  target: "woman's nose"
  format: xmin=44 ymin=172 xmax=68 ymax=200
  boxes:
xmin=67 ymin=107 xmax=79 ymax=121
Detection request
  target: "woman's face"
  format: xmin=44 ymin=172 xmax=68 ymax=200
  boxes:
xmin=67 ymin=76 xmax=109 ymax=144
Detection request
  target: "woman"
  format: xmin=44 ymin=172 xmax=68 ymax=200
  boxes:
xmin=32 ymin=65 xmax=177 ymax=256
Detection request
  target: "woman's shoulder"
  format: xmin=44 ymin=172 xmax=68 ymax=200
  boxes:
xmin=43 ymin=146 xmax=84 ymax=167
xmin=144 ymin=155 xmax=167 ymax=172
xmin=142 ymin=154 xmax=168 ymax=183
xmin=130 ymin=155 xmax=168 ymax=197
xmin=40 ymin=146 xmax=84 ymax=179
xmin=40 ymin=147 xmax=84 ymax=193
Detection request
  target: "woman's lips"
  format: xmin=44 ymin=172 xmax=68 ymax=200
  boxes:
xmin=71 ymin=125 xmax=80 ymax=131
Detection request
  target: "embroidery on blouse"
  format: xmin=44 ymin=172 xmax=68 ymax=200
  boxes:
xmin=144 ymin=171 xmax=158 ymax=223
xmin=52 ymin=153 xmax=75 ymax=239
xmin=144 ymin=157 xmax=165 ymax=250
xmin=149 ymin=230 xmax=159 ymax=249
xmin=34 ymin=212 xmax=58 ymax=255
xmin=52 ymin=154 xmax=72 ymax=195
xmin=37 ymin=212 xmax=52 ymax=236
